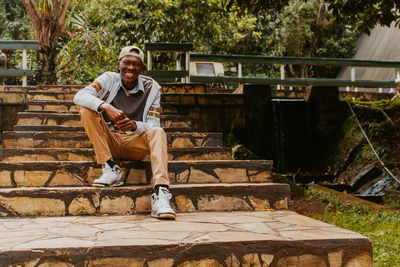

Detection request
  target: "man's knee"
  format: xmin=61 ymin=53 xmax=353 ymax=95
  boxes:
xmin=146 ymin=127 xmax=166 ymax=138
xmin=79 ymin=107 xmax=99 ymax=119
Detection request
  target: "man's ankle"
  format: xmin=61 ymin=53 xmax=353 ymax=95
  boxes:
xmin=154 ymin=184 xmax=169 ymax=195
xmin=106 ymin=159 xmax=116 ymax=168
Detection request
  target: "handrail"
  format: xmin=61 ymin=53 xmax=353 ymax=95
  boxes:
xmin=0 ymin=40 xmax=39 ymax=86
xmin=190 ymin=76 xmax=397 ymax=88
xmin=0 ymin=40 xmax=39 ymax=50
xmin=190 ymin=53 xmax=400 ymax=68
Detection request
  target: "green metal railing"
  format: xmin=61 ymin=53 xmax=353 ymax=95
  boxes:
xmin=189 ymin=53 xmax=400 ymax=88
xmin=0 ymin=40 xmax=40 ymax=86
xmin=143 ymin=42 xmax=400 ymax=88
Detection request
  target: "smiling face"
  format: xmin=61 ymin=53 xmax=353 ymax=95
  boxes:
xmin=118 ymin=55 xmax=143 ymax=90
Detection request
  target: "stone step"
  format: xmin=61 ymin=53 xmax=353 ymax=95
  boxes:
xmin=3 ymin=131 xmax=223 ymax=148
xmin=0 ymin=183 xmax=288 ymax=217
xmin=0 ymin=211 xmax=372 ymax=266
xmin=0 ymin=160 xmax=273 ymax=187
xmin=34 ymin=85 xmax=84 ymax=92
xmin=29 ymin=83 xmax=209 ymax=93
xmin=13 ymin=125 xmax=197 ymax=132
xmin=27 ymin=91 xmax=75 ymax=102
xmin=25 ymin=83 xmax=211 ymax=102
xmin=27 ymin=101 xmax=81 ymax=112
xmin=0 ymin=147 xmax=232 ymax=162
xmin=16 ymin=112 xmax=193 ymax=129
xmin=27 ymin=100 xmax=178 ymax=114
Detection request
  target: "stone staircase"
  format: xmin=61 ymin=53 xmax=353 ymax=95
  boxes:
xmin=0 ymin=85 xmax=372 ymax=266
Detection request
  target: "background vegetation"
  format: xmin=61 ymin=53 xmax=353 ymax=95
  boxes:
xmin=1 ymin=0 xmax=359 ymax=85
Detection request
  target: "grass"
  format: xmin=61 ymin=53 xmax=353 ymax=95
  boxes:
xmin=314 ymin=210 xmax=400 ymax=266
xmin=305 ymin=186 xmax=400 ymax=267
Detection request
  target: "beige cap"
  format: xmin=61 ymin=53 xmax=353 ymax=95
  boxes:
xmin=118 ymin=45 xmax=144 ymax=63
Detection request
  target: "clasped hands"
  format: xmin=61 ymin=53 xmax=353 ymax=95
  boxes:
xmin=99 ymin=103 xmax=137 ymax=131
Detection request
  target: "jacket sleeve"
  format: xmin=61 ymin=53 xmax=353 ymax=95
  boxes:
xmin=73 ymin=73 xmax=110 ymax=111
xmin=134 ymin=84 xmax=161 ymax=135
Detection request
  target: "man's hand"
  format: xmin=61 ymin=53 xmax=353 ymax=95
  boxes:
xmin=99 ymin=103 xmax=126 ymax=122
xmin=114 ymin=117 xmax=137 ymax=132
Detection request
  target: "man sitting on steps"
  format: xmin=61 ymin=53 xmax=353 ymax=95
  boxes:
xmin=73 ymin=45 xmax=175 ymax=219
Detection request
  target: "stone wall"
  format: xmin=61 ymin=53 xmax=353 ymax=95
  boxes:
xmin=161 ymin=94 xmax=245 ymax=135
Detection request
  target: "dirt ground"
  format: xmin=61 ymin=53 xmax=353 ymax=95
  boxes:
xmin=290 ymin=196 xmax=325 ymax=216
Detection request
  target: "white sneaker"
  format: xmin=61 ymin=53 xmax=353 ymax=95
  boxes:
xmin=151 ymin=187 xmax=176 ymax=219
xmin=92 ymin=162 xmax=123 ymax=187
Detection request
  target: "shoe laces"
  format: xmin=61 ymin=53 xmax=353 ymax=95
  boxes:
xmin=153 ymin=188 xmax=172 ymax=206
xmin=103 ymin=162 xmax=121 ymax=174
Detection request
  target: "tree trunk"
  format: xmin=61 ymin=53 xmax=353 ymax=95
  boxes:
xmin=22 ymin=0 xmax=72 ymax=84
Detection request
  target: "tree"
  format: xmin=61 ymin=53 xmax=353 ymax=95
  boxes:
xmin=328 ymin=0 xmax=400 ymax=34
xmin=231 ymin=0 xmax=400 ymax=35
xmin=21 ymin=0 xmax=81 ymax=83
xmin=281 ymin=0 xmax=358 ymax=78
xmin=57 ymin=0 xmax=257 ymax=84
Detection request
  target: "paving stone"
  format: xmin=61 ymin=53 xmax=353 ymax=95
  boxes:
xmin=0 ymin=183 xmax=289 ymax=216
xmin=225 ymin=254 xmax=240 ymax=267
xmin=16 ymin=112 xmax=194 ymax=129
xmin=242 ymin=253 xmax=261 ymax=267
xmin=178 ymin=259 xmax=223 ymax=267
xmin=85 ymin=257 xmax=146 ymax=267
xmin=0 ymin=211 xmax=373 ymax=266
xmin=189 ymin=167 xmax=220 ymax=183
xmin=13 ymin=125 xmax=198 ymax=132
xmin=0 ymin=147 xmax=231 ymax=162
xmin=135 ymin=195 xmax=151 ymax=213
xmin=0 ymin=160 xmax=273 ymax=187
xmin=248 ymin=196 xmax=271 ymax=210
xmin=197 ymin=195 xmax=252 ymax=211
xmin=0 ymin=171 xmax=12 ymax=187
xmin=0 ymin=196 xmax=65 ymax=216
xmin=344 ymin=252 xmax=373 ymax=267
xmin=214 ymin=168 xmax=248 ymax=183
xmin=3 ymin=131 xmax=223 ymax=148
xmin=328 ymin=251 xmax=343 ymax=267
xmin=276 ymin=254 xmax=327 ymax=267
xmin=68 ymin=197 xmax=96 ymax=215
xmin=273 ymin=197 xmax=289 ymax=210
xmin=14 ymin=170 xmax=52 ymax=186
xmin=260 ymin=254 xmax=274 ymax=266
xmin=99 ymin=195 xmax=135 ymax=215
xmin=147 ymin=258 xmax=174 ymax=267
xmin=175 ymin=195 xmax=196 ymax=212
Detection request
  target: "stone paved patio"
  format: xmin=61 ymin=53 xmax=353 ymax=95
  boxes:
xmin=0 ymin=211 xmax=372 ymax=266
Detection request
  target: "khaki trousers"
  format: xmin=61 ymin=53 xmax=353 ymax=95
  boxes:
xmin=80 ymin=107 xmax=169 ymax=186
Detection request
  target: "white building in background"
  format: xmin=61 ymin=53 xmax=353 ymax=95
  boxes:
xmin=337 ymin=23 xmax=400 ymax=93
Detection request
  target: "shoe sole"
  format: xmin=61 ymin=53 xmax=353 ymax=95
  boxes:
xmin=92 ymin=180 xmax=124 ymax=187
xmin=152 ymin=212 xmax=176 ymax=220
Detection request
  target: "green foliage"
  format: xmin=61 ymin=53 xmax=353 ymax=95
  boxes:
xmin=328 ymin=0 xmax=400 ymax=34
xmin=0 ymin=0 xmax=32 ymax=40
xmin=57 ymin=0 xmax=257 ymax=84
xmin=56 ymin=0 xmax=358 ymax=84
xmin=281 ymin=0 xmax=358 ymax=78
xmin=231 ymin=0 xmax=400 ymax=35
xmin=316 ymin=210 xmax=400 ymax=266
xmin=309 ymin=187 xmax=400 ymax=266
